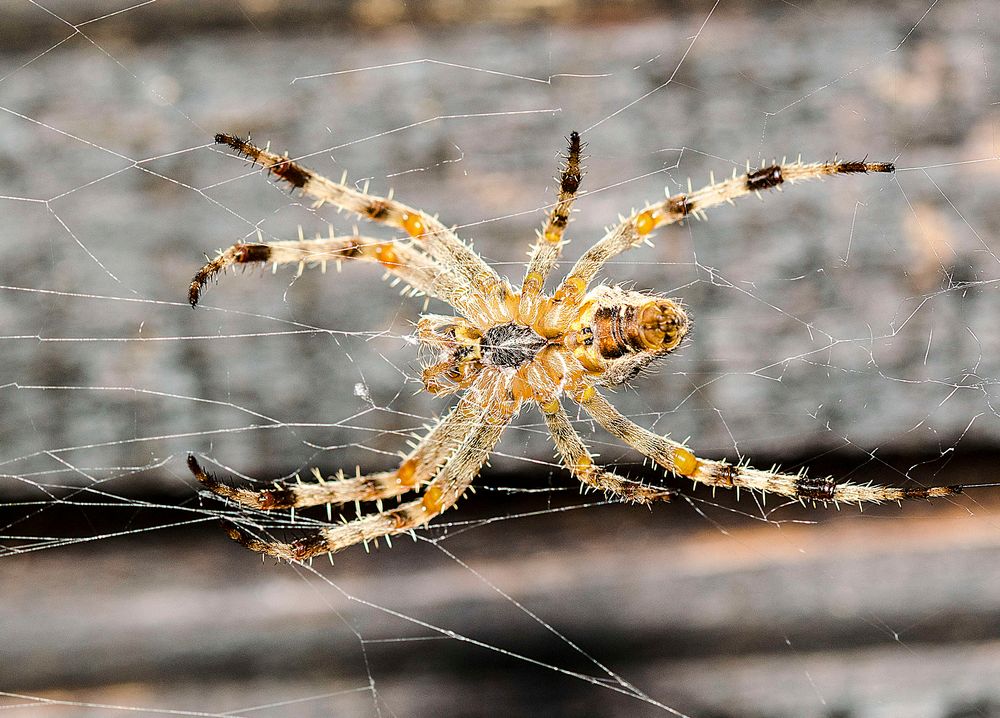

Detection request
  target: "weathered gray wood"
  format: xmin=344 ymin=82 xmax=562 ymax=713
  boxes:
xmin=1 ymin=3 xmax=999 ymax=717
xmin=1 ymin=0 xmax=997 ymax=493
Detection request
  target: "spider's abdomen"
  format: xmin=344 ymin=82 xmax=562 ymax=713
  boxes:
xmin=567 ymin=286 xmax=690 ymax=383
xmin=482 ymin=322 xmax=548 ymax=369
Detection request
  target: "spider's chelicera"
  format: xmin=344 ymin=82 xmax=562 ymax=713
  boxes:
xmin=188 ymin=131 xmax=963 ymax=561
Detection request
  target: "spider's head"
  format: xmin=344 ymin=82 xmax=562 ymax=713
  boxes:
xmin=570 ymin=285 xmax=690 ymax=386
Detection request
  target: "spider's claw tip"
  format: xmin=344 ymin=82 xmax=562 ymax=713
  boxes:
xmin=218 ymin=519 xmax=257 ymax=549
xmin=187 ymin=454 xmax=223 ymax=493
xmin=186 ymin=453 xmax=204 ymax=477
xmin=217 ymin=517 xmax=240 ymax=536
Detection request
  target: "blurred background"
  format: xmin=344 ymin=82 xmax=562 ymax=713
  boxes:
xmin=1 ymin=1 xmax=999 ymax=716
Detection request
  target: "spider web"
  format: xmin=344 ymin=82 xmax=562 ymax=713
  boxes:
xmin=2 ymin=1 xmax=1000 ymax=716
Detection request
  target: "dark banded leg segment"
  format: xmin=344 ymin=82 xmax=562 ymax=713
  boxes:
xmin=188 ymin=378 xmax=495 ymax=511
xmin=188 ymin=233 xmax=460 ymax=307
xmin=214 ymin=134 xmax=505 ymax=324
xmin=194 ymin=371 xmax=516 ymax=561
xmin=519 ymin=132 xmax=585 ymax=321
xmin=561 ymin=157 xmax=895 ymax=291
xmin=577 ymin=391 xmax=963 ymax=506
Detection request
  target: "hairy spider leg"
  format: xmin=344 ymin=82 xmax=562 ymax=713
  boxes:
xmin=518 ymin=131 xmax=585 ymax=322
xmin=214 ymin=133 xmax=508 ymax=325
xmin=553 ymin=158 xmax=896 ymax=318
xmin=189 ymin=232 xmax=468 ymax=308
xmin=541 ymin=399 xmax=674 ymax=505
xmin=578 ymin=390 xmax=964 ymax=506
xmin=188 ymin=384 xmax=493 ymax=511
xmin=204 ymin=371 xmax=516 ymax=561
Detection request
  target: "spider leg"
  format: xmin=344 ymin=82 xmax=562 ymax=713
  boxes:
xmin=188 ymin=231 xmax=467 ymax=308
xmin=541 ymin=399 xmax=673 ymax=504
xmin=205 ymin=371 xmax=517 ymax=561
xmin=560 ymin=157 xmax=895 ymax=292
xmin=518 ymin=132 xmax=584 ymax=321
xmin=214 ymin=134 xmax=508 ymax=324
xmin=576 ymin=389 xmax=963 ymax=506
xmin=189 ymin=376 xmax=493 ymax=510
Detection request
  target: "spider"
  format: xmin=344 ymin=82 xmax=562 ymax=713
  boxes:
xmin=187 ymin=131 xmax=965 ymax=562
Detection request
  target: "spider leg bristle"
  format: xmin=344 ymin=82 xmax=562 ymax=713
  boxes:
xmin=355 ymin=500 xmax=362 ymax=517
xmin=326 ymin=504 xmax=332 ymax=521
xmin=289 ymin=507 xmax=295 ymax=523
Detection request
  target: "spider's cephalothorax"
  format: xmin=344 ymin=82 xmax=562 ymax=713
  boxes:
xmin=188 ymin=131 xmax=967 ymax=562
